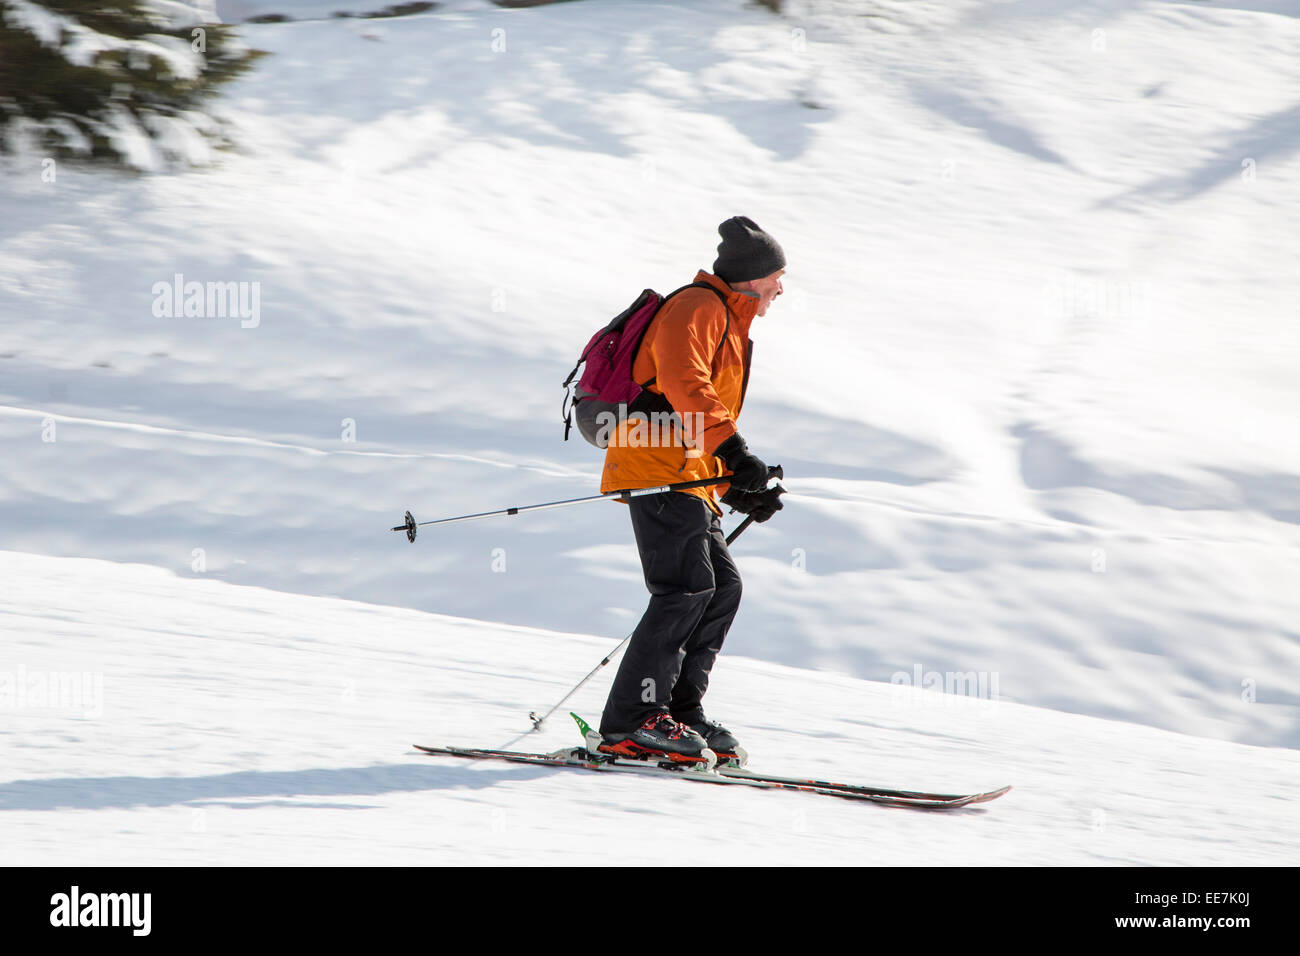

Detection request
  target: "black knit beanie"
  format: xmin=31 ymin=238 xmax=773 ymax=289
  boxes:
xmin=712 ymin=216 xmax=785 ymax=283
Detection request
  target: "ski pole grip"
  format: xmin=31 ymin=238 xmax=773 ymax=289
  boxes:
xmin=767 ymin=464 xmax=783 ymax=482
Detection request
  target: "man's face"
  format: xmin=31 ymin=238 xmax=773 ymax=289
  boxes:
xmin=749 ymin=268 xmax=785 ymax=316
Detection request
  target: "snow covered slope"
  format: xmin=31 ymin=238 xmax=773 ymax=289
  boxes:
xmin=2 ymin=0 xmax=1298 ymax=770
xmin=3 ymin=550 xmax=1297 ymax=866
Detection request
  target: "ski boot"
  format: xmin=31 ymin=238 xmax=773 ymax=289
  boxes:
xmin=592 ymin=712 xmax=717 ymax=769
xmin=680 ymin=717 xmax=748 ymax=767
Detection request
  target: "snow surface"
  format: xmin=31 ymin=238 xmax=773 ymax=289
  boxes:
xmin=2 ymin=0 xmax=1299 ymax=863
xmin=3 ymin=549 xmax=1297 ymax=865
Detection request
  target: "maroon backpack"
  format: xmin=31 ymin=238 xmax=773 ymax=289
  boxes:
xmin=561 ymin=282 xmax=730 ymax=447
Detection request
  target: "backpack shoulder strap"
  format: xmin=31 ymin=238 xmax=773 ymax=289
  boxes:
xmin=640 ymin=282 xmax=732 ymax=390
xmin=688 ymin=282 xmax=732 ymax=358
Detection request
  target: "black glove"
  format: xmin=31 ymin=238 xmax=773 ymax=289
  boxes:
xmin=721 ymin=485 xmax=785 ymax=523
xmin=714 ymin=433 xmax=768 ymax=493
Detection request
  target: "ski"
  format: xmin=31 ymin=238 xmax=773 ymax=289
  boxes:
xmin=411 ymin=744 xmax=1010 ymax=809
xmin=567 ymin=711 xmax=1011 ymax=806
xmin=716 ymin=765 xmax=1012 ymax=806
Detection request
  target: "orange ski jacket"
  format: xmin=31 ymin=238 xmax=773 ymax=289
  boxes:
xmin=599 ymin=270 xmax=758 ymax=514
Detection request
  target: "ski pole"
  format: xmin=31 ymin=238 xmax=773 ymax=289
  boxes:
xmin=718 ymin=480 xmax=786 ymax=545
xmin=527 ymin=637 xmax=629 ymax=732
xmin=526 ymin=502 xmax=772 ymax=731
xmin=392 ymin=466 xmax=783 ymax=542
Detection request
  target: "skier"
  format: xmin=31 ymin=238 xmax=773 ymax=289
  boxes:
xmin=597 ymin=216 xmax=787 ymax=763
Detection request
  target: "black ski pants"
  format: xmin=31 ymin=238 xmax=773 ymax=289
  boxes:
xmin=599 ymin=490 xmax=742 ymax=736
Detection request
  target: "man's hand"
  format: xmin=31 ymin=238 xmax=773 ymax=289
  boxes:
xmin=721 ymin=485 xmax=785 ymax=523
xmin=713 ymin=433 xmax=768 ymax=493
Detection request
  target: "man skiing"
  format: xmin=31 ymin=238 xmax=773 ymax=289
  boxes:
xmin=597 ymin=216 xmax=787 ymax=764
